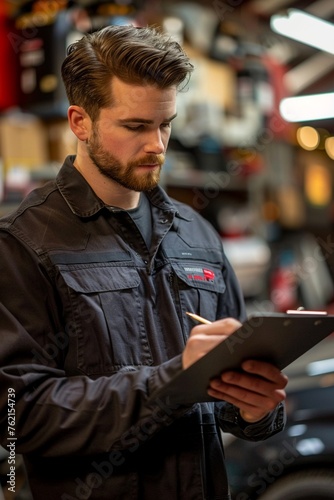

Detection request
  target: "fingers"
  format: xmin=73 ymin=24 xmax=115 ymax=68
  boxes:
xmin=208 ymin=359 xmax=288 ymax=422
xmin=189 ymin=317 xmax=242 ymax=338
xmin=240 ymin=360 xmax=288 ymax=388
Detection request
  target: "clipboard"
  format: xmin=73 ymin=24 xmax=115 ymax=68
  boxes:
xmin=149 ymin=311 xmax=334 ymax=405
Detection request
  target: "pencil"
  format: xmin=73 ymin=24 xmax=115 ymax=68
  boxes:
xmin=186 ymin=312 xmax=212 ymax=325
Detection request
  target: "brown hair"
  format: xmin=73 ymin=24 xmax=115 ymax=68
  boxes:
xmin=61 ymin=24 xmax=194 ymax=121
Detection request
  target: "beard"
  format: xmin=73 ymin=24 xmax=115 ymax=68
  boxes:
xmin=86 ymin=127 xmax=165 ymax=192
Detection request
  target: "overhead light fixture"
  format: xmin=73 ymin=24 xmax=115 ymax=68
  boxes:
xmin=296 ymin=126 xmax=320 ymax=150
xmin=280 ymin=93 xmax=334 ymax=122
xmin=270 ymin=9 xmax=334 ymax=55
xmin=325 ymin=136 xmax=334 ymax=160
xmin=307 ymin=358 xmax=334 ymax=376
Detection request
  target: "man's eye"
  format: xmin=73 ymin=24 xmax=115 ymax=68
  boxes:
xmin=161 ymin=122 xmax=171 ymax=129
xmin=124 ymin=125 xmax=143 ymax=131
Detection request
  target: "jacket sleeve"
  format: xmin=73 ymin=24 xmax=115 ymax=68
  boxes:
xmin=215 ymin=400 xmax=286 ymax=441
xmin=0 ymin=233 xmax=191 ymax=457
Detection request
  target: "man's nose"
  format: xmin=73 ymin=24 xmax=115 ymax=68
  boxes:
xmin=144 ymin=129 xmax=165 ymax=154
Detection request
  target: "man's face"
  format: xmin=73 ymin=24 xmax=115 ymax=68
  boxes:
xmin=86 ymin=77 xmax=177 ymax=192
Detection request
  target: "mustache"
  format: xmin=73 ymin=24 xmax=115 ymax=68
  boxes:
xmin=131 ymin=154 xmax=165 ymax=167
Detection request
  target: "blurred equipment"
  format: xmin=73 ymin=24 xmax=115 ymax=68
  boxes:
xmin=222 ymin=236 xmax=271 ymax=298
xmin=14 ymin=0 xmax=144 ymax=118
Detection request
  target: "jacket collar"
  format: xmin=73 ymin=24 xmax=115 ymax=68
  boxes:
xmin=56 ymin=155 xmax=183 ymax=218
xmin=56 ymin=156 xmax=105 ymax=217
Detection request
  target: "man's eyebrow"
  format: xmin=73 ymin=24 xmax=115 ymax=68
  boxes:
xmin=118 ymin=113 xmax=178 ymax=124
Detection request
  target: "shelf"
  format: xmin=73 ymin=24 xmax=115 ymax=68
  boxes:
xmin=163 ymin=169 xmax=249 ymax=191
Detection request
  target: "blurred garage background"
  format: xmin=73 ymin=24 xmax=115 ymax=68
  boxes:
xmin=1 ymin=1 xmax=334 ymax=498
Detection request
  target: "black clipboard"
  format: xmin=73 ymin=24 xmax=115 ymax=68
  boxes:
xmin=149 ymin=311 xmax=334 ymax=405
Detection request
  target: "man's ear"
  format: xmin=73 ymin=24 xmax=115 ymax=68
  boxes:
xmin=67 ymin=105 xmax=91 ymax=141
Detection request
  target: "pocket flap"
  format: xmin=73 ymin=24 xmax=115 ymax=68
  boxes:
xmin=60 ymin=266 xmax=140 ymax=293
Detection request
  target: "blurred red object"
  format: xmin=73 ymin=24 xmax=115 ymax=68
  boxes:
xmin=0 ymin=0 xmax=19 ymax=110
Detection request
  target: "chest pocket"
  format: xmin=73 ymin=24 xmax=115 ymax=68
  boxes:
xmin=57 ymin=264 xmax=153 ymax=376
xmin=170 ymin=261 xmax=226 ymax=322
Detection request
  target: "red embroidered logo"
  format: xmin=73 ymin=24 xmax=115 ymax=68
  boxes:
xmin=184 ymin=267 xmax=215 ymax=282
xmin=203 ymin=268 xmax=215 ymax=281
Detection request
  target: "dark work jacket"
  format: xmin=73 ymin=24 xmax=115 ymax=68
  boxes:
xmin=0 ymin=156 xmax=285 ymax=500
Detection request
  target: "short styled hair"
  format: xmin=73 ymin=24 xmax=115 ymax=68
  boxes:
xmin=61 ymin=24 xmax=194 ymax=121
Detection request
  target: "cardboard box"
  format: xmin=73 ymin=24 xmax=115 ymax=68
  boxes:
xmin=47 ymin=119 xmax=77 ymax=164
xmin=0 ymin=112 xmax=49 ymax=172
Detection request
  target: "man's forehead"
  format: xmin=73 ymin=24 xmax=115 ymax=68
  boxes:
xmin=110 ymin=78 xmax=177 ymax=106
xmin=111 ymin=96 xmax=176 ymax=121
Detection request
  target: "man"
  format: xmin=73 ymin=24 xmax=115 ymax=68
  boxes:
xmin=0 ymin=25 xmax=287 ymax=499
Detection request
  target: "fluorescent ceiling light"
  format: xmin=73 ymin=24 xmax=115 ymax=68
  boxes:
xmin=307 ymin=358 xmax=334 ymax=376
xmin=280 ymin=93 xmax=334 ymax=122
xmin=271 ymin=9 xmax=334 ymax=55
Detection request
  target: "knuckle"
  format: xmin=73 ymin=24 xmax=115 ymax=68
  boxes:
xmin=221 ymin=317 xmax=242 ymax=333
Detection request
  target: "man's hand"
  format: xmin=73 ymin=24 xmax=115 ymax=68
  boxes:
xmin=183 ymin=317 xmax=242 ymax=370
xmin=208 ymin=359 xmax=288 ymax=423
xmin=183 ymin=317 xmax=288 ymax=423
